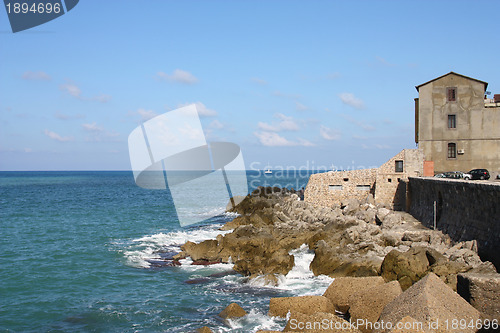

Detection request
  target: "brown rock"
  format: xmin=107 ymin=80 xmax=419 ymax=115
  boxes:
xmin=283 ymin=311 xmax=362 ymax=332
xmin=457 ymin=272 xmax=500 ymax=321
xmin=388 ymin=316 xmax=425 ymax=333
xmin=197 ymin=327 xmax=213 ymax=333
xmin=268 ymin=295 xmax=335 ymax=318
xmin=376 ymin=273 xmax=480 ymax=333
xmin=380 ymin=247 xmax=430 ymax=290
xmin=348 ymin=281 xmax=402 ymax=333
xmin=181 ymin=239 xmax=220 ymax=262
xmin=218 ymin=302 xmax=247 ymax=319
xmin=323 ymin=276 xmax=385 ymax=313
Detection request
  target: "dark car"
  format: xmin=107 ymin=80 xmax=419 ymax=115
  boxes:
xmin=468 ymin=169 xmax=490 ymax=180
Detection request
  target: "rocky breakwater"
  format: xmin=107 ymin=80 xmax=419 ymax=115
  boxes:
xmin=179 ymin=187 xmax=499 ymax=330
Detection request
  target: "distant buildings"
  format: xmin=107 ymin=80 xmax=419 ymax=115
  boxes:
xmin=415 ymin=72 xmax=500 ymax=175
xmin=305 ymin=72 xmax=500 ymax=210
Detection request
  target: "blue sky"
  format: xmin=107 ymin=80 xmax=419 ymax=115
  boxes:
xmin=1 ymin=0 xmax=499 ymax=171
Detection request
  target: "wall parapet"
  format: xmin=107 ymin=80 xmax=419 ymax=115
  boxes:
xmin=408 ymin=177 xmax=500 ymax=270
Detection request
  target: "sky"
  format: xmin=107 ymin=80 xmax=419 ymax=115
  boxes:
xmin=1 ymin=0 xmax=499 ymax=171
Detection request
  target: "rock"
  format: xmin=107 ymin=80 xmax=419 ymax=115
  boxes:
xmin=218 ymin=302 xmax=247 ymax=319
xmin=355 ymin=208 xmax=376 ymax=224
xmin=342 ymin=198 xmax=361 ymax=215
xmin=375 ymin=208 xmax=391 ymax=224
xmin=376 ymin=273 xmax=480 ymax=333
xmin=380 ymin=213 xmax=401 ymax=229
xmin=181 ymin=240 xmax=220 ymax=262
xmin=283 ymin=311 xmax=361 ymax=332
xmin=256 ymin=331 xmax=282 ymax=333
xmin=323 ymin=276 xmax=385 ymax=313
xmin=387 ymin=316 xmax=425 ymax=333
xmin=457 ymin=272 xmax=500 ymax=321
xmin=197 ymin=327 xmax=213 ymax=333
xmin=348 ymin=281 xmax=402 ymax=333
xmin=268 ymin=295 xmax=335 ymax=318
xmin=380 ymin=247 xmax=431 ymax=290
xmin=401 ymin=231 xmax=430 ymax=243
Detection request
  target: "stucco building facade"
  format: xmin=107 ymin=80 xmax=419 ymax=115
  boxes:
xmin=414 ymin=72 xmax=500 ymax=175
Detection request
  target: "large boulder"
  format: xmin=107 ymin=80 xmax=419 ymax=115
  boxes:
xmin=323 ymin=276 xmax=385 ymax=313
xmin=457 ymin=272 xmax=500 ymax=321
xmin=348 ymin=281 xmax=402 ymax=333
xmin=342 ymin=198 xmax=361 ymax=216
xmin=376 ymin=273 xmax=480 ymax=333
xmin=218 ymin=302 xmax=247 ymax=319
xmin=283 ymin=311 xmax=362 ymax=332
xmin=196 ymin=327 xmax=213 ymax=333
xmin=181 ymin=240 xmax=220 ymax=262
xmin=268 ymin=295 xmax=335 ymax=318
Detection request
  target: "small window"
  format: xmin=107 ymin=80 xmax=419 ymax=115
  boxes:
xmin=448 ymin=115 xmax=456 ymax=129
xmin=356 ymin=185 xmax=371 ymax=191
xmin=448 ymin=143 xmax=456 ymax=159
xmin=447 ymin=87 xmax=457 ymax=102
xmin=343 ymin=178 xmax=349 ymax=182
xmin=395 ymin=160 xmax=404 ymax=173
xmin=388 ymin=178 xmax=392 ymax=183
xmin=329 ymin=185 xmax=343 ymax=191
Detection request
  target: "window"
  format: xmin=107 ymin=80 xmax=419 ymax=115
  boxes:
xmin=343 ymin=178 xmax=349 ymax=182
xmin=395 ymin=160 xmax=404 ymax=173
xmin=388 ymin=178 xmax=392 ymax=183
xmin=448 ymin=143 xmax=456 ymax=159
xmin=448 ymin=115 xmax=456 ymax=129
xmin=329 ymin=185 xmax=343 ymax=191
xmin=447 ymin=87 xmax=457 ymax=102
xmin=356 ymin=185 xmax=371 ymax=191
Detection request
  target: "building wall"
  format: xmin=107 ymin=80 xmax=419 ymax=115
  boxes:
xmin=305 ymin=169 xmax=377 ymax=208
xmin=375 ymin=149 xmax=424 ymax=209
xmin=409 ymin=177 xmax=500 ymax=270
xmin=417 ymin=73 xmax=500 ymax=174
xmin=305 ymin=149 xmax=423 ymax=209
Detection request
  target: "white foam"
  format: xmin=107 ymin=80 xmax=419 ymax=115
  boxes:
xmin=226 ymin=308 xmax=286 ymax=331
xmin=122 ymin=223 xmax=231 ymax=268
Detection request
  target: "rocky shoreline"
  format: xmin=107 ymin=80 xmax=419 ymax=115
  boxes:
xmin=177 ymin=187 xmax=499 ymax=332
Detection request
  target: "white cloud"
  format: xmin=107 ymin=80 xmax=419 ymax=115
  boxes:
xmin=339 ymin=92 xmax=365 ymax=110
xmin=375 ymin=144 xmax=391 ymax=149
xmin=177 ymin=102 xmax=217 ymax=117
xmin=209 ymin=119 xmax=224 ymax=129
xmin=137 ymin=109 xmax=158 ymax=121
xmin=22 ymin=71 xmax=51 ymax=80
xmin=82 ymin=122 xmax=103 ymax=132
xmin=254 ymin=131 xmax=295 ymax=146
xmin=257 ymin=113 xmax=299 ymax=132
xmin=60 ymin=82 xmax=82 ymax=98
xmin=179 ymin=123 xmax=204 ymax=140
xmin=295 ymin=102 xmax=309 ymax=111
xmin=320 ymin=125 xmax=341 ymax=141
xmin=157 ymin=69 xmax=199 ymax=84
xmin=251 ymin=77 xmax=268 ymax=85
xmin=59 ymin=81 xmax=110 ymax=103
xmin=375 ymin=56 xmax=396 ymax=67
xmin=44 ymin=129 xmax=73 ymax=142
xmin=254 ymin=131 xmax=314 ymax=147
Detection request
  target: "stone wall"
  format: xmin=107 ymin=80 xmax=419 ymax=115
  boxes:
xmin=305 ymin=169 xmax=377 ymax=208
xmin=409 ymin=177 xmax=500 ymax=269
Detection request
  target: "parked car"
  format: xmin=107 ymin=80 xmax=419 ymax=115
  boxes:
xmin=434 ymin=171 xmax=471 ymax=180
xmin=467 ymin=169 xmax=490 ymax=180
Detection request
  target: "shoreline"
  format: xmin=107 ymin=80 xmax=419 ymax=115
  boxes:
xmin=176 ymin=186 xmax=499 ymax=332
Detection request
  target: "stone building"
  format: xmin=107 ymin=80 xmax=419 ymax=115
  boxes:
xmin=414 ymin=72 xmax=500 ymax=175
xmin=305 ymin=149 xmax=423 ymax=209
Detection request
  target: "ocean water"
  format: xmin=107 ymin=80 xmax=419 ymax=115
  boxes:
xmin=0 ymin=171 xmax=331 ymax=332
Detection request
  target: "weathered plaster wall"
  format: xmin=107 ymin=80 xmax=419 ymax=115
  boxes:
xmin=417 ymin=73 xmax=500 ymax=174
xmin=409 ymin=177 xmax=500 ymax=270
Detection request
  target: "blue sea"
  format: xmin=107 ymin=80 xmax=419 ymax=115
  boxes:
xmin=0 ymin=170 xmax=333 ymax=332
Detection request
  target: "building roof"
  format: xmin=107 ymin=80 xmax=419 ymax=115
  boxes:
xmin=415 ymin=72 xmax=488 ymax=92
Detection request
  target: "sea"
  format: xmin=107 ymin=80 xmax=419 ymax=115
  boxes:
xmin=0 ymin=170 xmax=333 ymax=332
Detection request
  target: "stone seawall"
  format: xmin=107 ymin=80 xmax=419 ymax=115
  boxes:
xmin=409 ymin=177 xmax=500 ymax=270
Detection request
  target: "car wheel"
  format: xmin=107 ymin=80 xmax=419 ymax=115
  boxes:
xmin=480 ymin=175 xmax=485 ymax=180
